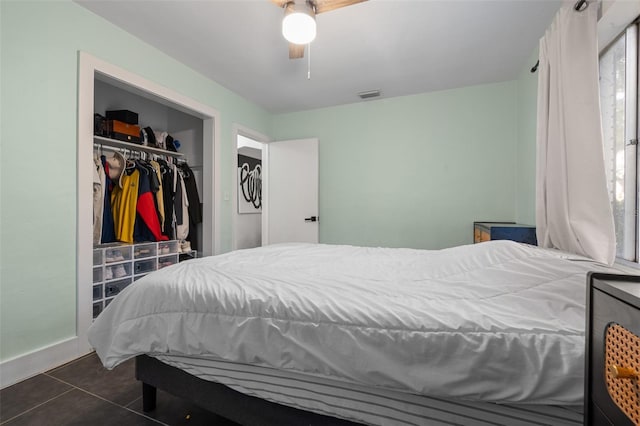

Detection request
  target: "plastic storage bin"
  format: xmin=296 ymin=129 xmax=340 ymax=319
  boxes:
xmin=104 ymin=262 xmax=131 ymax=281
xmin=92 ymin=240 xmax=185 ymax=321
xmin=134 ymin=243 xmax=157 ymax=259
xmin=93 ymin=284 xmax=103 ymax=301
xmin=93 ymin=267 xmax=103 ymax=283
xmin=158 ymin=254 xmax=178 ymax=269
xmin=158 ymin=240 xmax=179 ymax=256
xmin=104 ymin=277 xmax=132 ymax=298
xmin=134 ymin=258 xmax=156 ymax=275
xmin=104 ymin=245 xmax=132 ymax=263
xmin=93 ymin=248 xmax=103 ymax=266
xmin=93 ymin=301 xmax=103 ymax=319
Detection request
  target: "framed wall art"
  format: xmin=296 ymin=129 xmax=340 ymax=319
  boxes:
xmin=237 ymin=154 xmax=262 ymax=214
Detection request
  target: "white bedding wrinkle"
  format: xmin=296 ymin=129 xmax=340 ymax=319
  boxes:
xmin=88 ymin=241 xmax=615 ymax=404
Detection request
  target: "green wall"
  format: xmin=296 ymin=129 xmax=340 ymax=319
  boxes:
xmin=515 ymin=48 xmax=540 ymax=226
xmin=0 ymin=1 xmax=271 ymax=361
xmin=271 ymin=82 xmax=519 ymax=249
xmin=0 ymin=0 xmax=537 ymax=368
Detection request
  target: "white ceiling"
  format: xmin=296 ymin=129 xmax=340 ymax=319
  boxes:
xmin=76 ymin=0 xmax=562 ymax=114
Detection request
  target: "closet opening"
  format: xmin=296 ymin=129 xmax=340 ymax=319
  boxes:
xmin=78 ymin=52 xmax=221 ymax=356
xmin=93 ymin=78 xmax=205 ymax=258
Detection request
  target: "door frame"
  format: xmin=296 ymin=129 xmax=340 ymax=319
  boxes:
xmin=231 ymin=124 xmax=270 ymax=251
xmin=77 ymin=51 xmax=221 ymax=355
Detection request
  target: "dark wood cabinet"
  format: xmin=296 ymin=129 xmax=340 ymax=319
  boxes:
xmin=585 ymin=273 xmax=640 ymax=425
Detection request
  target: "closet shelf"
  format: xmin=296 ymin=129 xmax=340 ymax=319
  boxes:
xmin=94 ymin=135 xmax=184 ymax=158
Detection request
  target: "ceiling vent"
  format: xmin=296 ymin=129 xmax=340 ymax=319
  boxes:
xmin=358 ymin=89 xmax=381 ymax=100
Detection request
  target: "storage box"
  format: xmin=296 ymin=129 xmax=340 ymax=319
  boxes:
xmin=93 ymin=248 xmax=103 ymax=266
xmin=158 ymin=254 xmax=178 ymax=269
xmin=93 ymin=267 xmax=103 ymax=283
xmin=106 ymin=109 xmax=138 ymax=125
xmin=104 ymin=245 xmax=132 ymax=263
xmin=93 ymin=301 xmax=103 ymax=319
xmin=158 ymin=240 xmax=179 ymax=256
xmin=104 ymin=277 xmax=132 ymax=298
xmin=107 ymin=120 xmax=141 ymax=143
xmin=134 ymin=243 xmax=156 ymax=259
xmin=93 ymin=284 xmax=103 ymax=301
xmin=105 ymin=262 xmax=131 ymax=281
xmin=110 ymin=132 xmax=141 ymax=143
xmin=134 ymin=258 xmax=156 ymax=275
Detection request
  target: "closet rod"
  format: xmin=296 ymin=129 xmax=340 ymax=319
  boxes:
xmin=530 ymin=0 xmax=589 ymax=73
xmin=94 ymin=135 xmax=184 ymax=159
xmin=93 ymin=142 xmax=187 ymax=163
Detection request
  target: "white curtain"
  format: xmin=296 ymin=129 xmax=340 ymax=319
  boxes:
xmin=536 ymin=3 xmax=616 ymax=265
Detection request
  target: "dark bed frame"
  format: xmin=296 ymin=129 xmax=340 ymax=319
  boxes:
xmin=136 ymin=355 xmax=363 ymax=425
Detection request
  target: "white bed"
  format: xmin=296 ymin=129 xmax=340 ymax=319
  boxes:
xmin=89 ymin=240 xmax=616 ymax=425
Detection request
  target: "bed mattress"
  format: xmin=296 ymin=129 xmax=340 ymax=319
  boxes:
xmin=89 ymin=241 xmax=614 ymax=405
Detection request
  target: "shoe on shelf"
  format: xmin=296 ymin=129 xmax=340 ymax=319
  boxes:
xmin=181 ymin=241 xmax=192 ymax=253
xmin=105 ymin=249 xmax=124 ymax=263
xmin=114 ymin=264 xmax=127 ymax=278
xmin=104 ymin=267 xmax=113 ymax=280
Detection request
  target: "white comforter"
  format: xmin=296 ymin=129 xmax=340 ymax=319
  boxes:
xmin=89 ymin=241 xmax=613 ymax=404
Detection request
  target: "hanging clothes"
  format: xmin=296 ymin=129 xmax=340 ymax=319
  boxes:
xmin=111 ymin=167 xmax=140 ymax=244
xmin=133 ymin=161 xmax=168 ymax=242
xmin=160 ymin=160 xmax=176 ymax=239
xmin=150 ymin=160 xmax=165 ymax=230
xmin=94 ymin=147 xmax=197 ymax=245
xmin=93 ymin=156 xmax=105 ymax=245
xmin=100 ymin=155 xmax=117 ymax=244
xmin=132 ymin=163 xmax=155 ymax=242
xmin=175 ymin=167 xmax=189 ymax=242
xmin=179 ymin=163 xmax=202 ymax=251
xmin=173 ymin=164 xmax=183 ymax=232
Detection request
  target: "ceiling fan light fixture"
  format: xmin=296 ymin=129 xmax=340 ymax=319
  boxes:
xmin=282 ymin=2 xmax=316 ymax=45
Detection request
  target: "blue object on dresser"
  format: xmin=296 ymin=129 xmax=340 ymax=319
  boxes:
xmin=473 ymin=222 xmax=537 ymax=245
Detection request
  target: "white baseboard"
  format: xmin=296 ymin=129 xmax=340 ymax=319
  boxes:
xmin=0 ymin=337 xmax=86 ymax=389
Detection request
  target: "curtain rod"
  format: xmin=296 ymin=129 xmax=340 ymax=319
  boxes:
xmin=530 ymin=0 xmax=589 ymax=73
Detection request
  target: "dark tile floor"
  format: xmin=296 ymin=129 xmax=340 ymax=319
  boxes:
xmin=0 ymin=353 xmax=239 ymax=426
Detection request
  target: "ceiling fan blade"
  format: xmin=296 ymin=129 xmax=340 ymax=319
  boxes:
xmin=271 ymin=0 xmax=289 ymax=7
xmin=314 ymin=0 xmax=367 ymax=14
xmin=289 ymin=43 xmax=305 ymax=59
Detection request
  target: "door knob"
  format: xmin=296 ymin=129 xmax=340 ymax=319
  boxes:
xmin=304 ymin=216 xmax=318 ymax=222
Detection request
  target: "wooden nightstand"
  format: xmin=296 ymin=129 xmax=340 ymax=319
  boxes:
xmin=473 ymin=221 xmax=537 ymax=245
xmin=585 ymin=273 xmax=640 ymax=425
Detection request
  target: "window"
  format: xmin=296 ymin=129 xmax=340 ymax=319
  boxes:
xmin=599 ymin=20 xmax=639 ymax=262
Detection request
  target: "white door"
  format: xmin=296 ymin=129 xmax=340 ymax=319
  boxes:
xmin=263 ymin=138 xmax=319 ymax=244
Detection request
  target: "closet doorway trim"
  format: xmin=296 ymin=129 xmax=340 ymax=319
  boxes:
xmin=77 ymin=51 xmax=221 ymax=355
xmin=231 ymin=124 xmax=271 ymax=251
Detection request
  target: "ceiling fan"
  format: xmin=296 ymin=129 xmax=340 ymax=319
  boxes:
xmin=271 ymin=0 xmax=368 ymax=59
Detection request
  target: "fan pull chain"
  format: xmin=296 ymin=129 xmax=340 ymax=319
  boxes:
xmin=307 ymin=43 xmax=311 ymax=80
